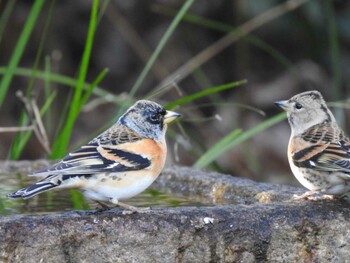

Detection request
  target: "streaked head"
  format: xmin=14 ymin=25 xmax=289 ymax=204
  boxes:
xmin=119 ymin=100 xmax=181 ymax=141
xmin=274 ymin=90 xmax=335 ymax=135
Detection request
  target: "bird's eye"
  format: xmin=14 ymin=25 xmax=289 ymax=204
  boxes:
xmin=149 ymin=113 xmax=159 ymax=122
xmin=295 ymin=103 xmax=303 ymax=110
xmin=150 ymin=113 xmax=159 ymax=121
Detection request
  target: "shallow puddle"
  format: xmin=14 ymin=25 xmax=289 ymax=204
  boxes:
xmin=0 ymin=172 xmax=209 ymax=216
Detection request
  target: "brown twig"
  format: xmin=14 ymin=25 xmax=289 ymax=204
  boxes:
xmin=30 ymin=96 xmax=51 ymax=153
xmin=15 ymin=91 xmax=51 ymax=154
xmin=145 ymin=76 xmax=183 ymax=99
xmin=155 ymin=0 xmax=310 ymax=90
xmin=0 ymin=126 xmax=34 ymax=132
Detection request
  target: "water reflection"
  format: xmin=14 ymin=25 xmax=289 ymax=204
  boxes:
xmin=1 ymin=173 xmax=209 ymax=216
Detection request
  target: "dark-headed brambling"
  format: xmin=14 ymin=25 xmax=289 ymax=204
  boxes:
xmin=7 ymin=100 xmax=181 ymax=211
xmin=275 ymin=90 xmax=350 ymax=199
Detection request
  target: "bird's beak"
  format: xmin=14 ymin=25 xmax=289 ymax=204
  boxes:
xmin=274 ymin=100 xmax=289 ymax=111
xmin=163 ymin=110 xmax=181 ymax=124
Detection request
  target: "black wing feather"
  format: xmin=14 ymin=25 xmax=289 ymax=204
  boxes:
xmin=293 ymin=140 xmax=350 ymax=173
xmin=31 ymin=142 xmax=151 ymax=176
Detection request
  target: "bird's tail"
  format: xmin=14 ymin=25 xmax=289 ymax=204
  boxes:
xmin=7 ymin=176 xmax=59 ymax=199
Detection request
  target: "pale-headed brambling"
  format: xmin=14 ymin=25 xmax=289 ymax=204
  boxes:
xmin=275 ymin=90 xmax=350 ymax=199
xmin=7 ymin=100 xmax=181 ymax=211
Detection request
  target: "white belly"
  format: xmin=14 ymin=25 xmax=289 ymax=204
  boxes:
xmin=82 ymin=173 xmax=156 ymax=202
xmin=289 ymin=161 xmax=317 ymax=190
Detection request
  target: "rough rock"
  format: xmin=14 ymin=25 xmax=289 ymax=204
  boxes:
xmin=1 ymin=161 xmax=350 ymax=263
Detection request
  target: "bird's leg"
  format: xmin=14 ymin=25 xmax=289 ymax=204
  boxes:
xmin=293 ymin=190 xmax=319 ymax=200
xmin=109 ymin=198 xmax=150 ymax=214
xmin=322 ymin=194 xmax=336 ymax=200
xmin=293 ymin=190 xmax=336 ymax=201
xmin=95 ymin=200 xmax=111 ymax=211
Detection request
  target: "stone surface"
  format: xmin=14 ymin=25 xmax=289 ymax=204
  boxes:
xmin=155 ymin=166 xmax=305 ymax=205
xmin=1 ymin=161 xmax=350 ymax=263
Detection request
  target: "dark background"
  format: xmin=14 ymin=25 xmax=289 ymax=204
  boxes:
xmin=0 ymin=0 xmax=349 ymax=187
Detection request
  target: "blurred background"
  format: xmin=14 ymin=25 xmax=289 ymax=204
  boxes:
xmin=0 ymin=0 xmax=349 ymax=188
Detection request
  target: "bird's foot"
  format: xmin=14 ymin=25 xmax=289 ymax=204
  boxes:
xmin=293 ymin=191 xmax=335 ymax=201
xmin=94 ymin=201 xmax=112 ymax=212
xmin=94 ymin=200 xmax=150 ymax=214
xmin=109 ymin=198 xmax=151 ymax=214
xmin=118 ymin=202 xmax=150 ymax=215
xmin=293 ymin=190 xmax=317 ymax=200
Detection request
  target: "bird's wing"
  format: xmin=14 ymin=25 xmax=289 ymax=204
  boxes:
xmin=292 ymin=140 xmax=350 ymax=176
xmin=31 ymin=127 xmax=151 ymax=177
xmin=292 ymin=122 xmax=350 ymax=176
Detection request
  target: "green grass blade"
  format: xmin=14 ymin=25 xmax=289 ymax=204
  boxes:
xmin=156 ymin=5 xmax=296 ymax=73
xmin=98 ymin=0 xmax=110 ymax=24
xmin=0 ymin=198 xmax=7 ymax=215
xmin=70 ymin=190 xmax=90 ymax=210
xmin=0 ymin=0 xmax=16 ymax=45
xmin=40 ymin=91 xmax=57 ymax=114
xmin=44 ymin=56 xmax=52 ymax=132
xmin=194 ymin=129 xmax=242 ymax=168
xmin=119 ymin=0 xmax=195 ymax=114
xmin=324 ymin=0 xmax=341 ymax=100
xmin=155 ymin=5 xmax=232 ymax=32
xmin=10 ymin=91 xmax=57 ymax=159
xmin=157 ymin=4 xmax=300 ymax=84
xmin=10 ymin=114 xmax=29 ymax=160
xmin=54 ymin=90 xmax=73 ymax=144
xmin=27 ymin=0 xmax=56 ymax=94
xmin=165 ymin=79 xmax=247 ymax=110
xmin=51 ymin=0 xmax=99 ymax=158
xmin=73 ymin=0 xmax=99 ymax=105
xmin=9 ymin=0 xmax=55 ymax=159
xmin=79 ymin=68 xmax=109 ymax=109
xmin=0 ymin=0 xmax=45 ymax=106
xmin=194 ymin=112 xmax=286 ymax=168
xmin=0 ymin=67 xmax=117 ymax=100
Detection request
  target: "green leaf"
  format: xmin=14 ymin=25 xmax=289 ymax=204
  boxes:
xmin=10 ymin=91 xmax=57 ymax=159
xmin=0 ymin=0 xmax=16 ymax=45
xmin=70 ymin=190 xmax=90 ymax=210
xmin=0 ymin=67 xmax=118 ymax=100
xmin=194 ymin=129 xmax=242 ymax=168
xmin=0 ymin=0 xmax=45 ymax=106
xmin=194 ymin=112 xmax=286 ymax=168
xmin=79 ymin=68 xmax=109 ymax=109
xmin=51 ymin=0 xmax=99 ymax=158
xmin=165 ymin=79 xmax=247 ymax=110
